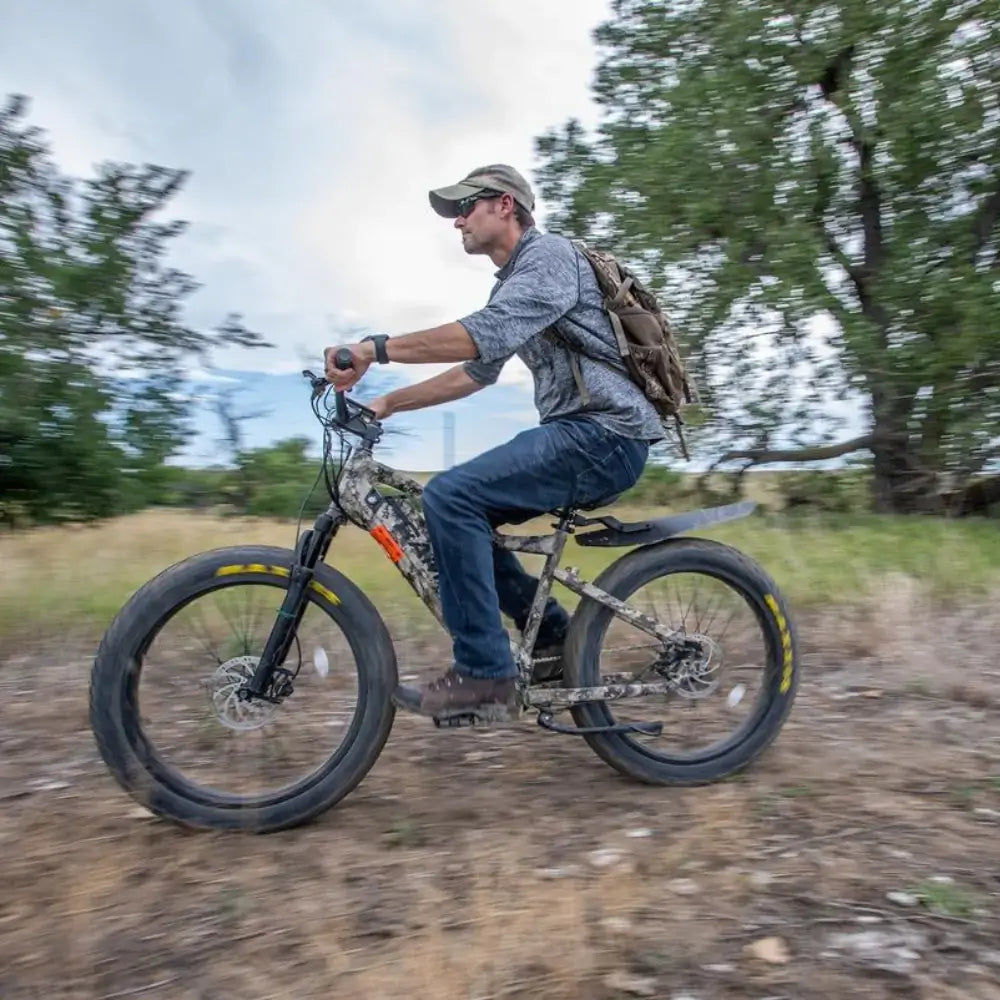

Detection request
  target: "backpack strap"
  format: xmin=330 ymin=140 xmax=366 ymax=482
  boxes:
xmin=605 ymin=311 xmax=631 ymax=360
xmin=567 ymin=351 xmax=589 ymax=404
xmin=607 ymin=276 xmax=634 ymax=310
xmin=553 ymin=239 xmax=632 ymax=406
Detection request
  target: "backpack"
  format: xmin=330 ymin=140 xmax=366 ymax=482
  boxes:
xmin=559 ymin=242 xmax=699 ymax=460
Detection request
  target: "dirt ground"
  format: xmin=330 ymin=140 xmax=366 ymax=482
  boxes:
xmin=2 ymin=582 xmax=999 ymax=1000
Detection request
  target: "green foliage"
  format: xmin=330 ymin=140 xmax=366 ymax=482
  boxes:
xmin=0 ymin=94 xmax=269 ymax=523
xmin=908 ymin=880 xmax=979 ymax=918
xmin=229 ymin=437 xmax=330 ymax=520
xmin=779 ymin=467 xmax=871 ymax=513
xmin=535 ymin=2 xmax=1000 ymax=513
xmin=620 ymin=464 xmax=685 ymax=505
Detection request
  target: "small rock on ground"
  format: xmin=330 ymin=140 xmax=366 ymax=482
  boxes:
xmin=603 ymin=971 xmax=657 ymax=997
xmin=667 ymin=878 xmax=699 ymax=896
xmin=746 ymin=936 xmax=791 ymax=964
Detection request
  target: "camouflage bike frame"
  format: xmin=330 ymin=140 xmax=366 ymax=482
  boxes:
xmin=242 ymin=370 xmax=711 ymax=727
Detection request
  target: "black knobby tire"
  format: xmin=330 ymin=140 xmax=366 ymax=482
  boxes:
xmin=563 ymin=537 xmax=799 ymax=785
xmin=89 ymin=545 xmax=397 ymax=832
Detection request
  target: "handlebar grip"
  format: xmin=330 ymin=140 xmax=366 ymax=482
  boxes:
xmin=333 ymin=348 xmax=354 ymax=422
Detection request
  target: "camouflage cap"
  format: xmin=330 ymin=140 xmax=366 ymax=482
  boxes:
xmin=428 ymin=163 xmax=535 ymax=218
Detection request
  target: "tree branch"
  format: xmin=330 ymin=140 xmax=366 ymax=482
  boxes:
xmin=821 ymin=230 xmax=866 ymax=302
xmin=812 ymin=46 xmax=887 ymax=333
xmin=713 ymin=434 xmax=874 ymax=468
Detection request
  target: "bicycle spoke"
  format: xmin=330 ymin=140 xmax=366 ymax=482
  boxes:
xmin=135 ymin=582 xmax=362 ymax=800
xmin=587 ymin=568 xmax=774 ymax=762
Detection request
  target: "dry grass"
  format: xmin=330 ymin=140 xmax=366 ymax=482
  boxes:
xmin=2 ymin=507 xmax=999 ymax=642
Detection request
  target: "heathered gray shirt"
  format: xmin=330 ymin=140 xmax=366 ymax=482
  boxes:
xmin=458 ymin=227 xmax=664 ymax=442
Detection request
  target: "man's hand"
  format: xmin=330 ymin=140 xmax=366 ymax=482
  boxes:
xmin=324 ymin=342 xmax=372 ymax=391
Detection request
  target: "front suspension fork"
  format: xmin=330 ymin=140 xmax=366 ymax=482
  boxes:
xmin=241 ymin=509 xmax=345 ymax=701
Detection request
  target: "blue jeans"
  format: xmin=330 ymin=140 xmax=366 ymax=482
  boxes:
xmin=421 ymin=416 xmax=650 ymax=679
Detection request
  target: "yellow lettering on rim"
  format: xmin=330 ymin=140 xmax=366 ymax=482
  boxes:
xmin=309 ymin=581 xmax=340 ymax=606
xmin=214 ymin=565 xmax=341 ymax=605
xmin=764 ymin=594 xmax=794 ymax=694
xmin=216 ymin=564 xmax=290 ymax=578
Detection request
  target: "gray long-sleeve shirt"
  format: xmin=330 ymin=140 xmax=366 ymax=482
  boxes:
xmin=458 ymin=226 xmax=664 ymax=442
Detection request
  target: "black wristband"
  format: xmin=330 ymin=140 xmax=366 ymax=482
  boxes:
xmin=361 ymin=334 xmax=390 ymax=364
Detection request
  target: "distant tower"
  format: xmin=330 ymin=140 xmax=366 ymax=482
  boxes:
xmin=443 ymin=411 xmax=455 ymax=469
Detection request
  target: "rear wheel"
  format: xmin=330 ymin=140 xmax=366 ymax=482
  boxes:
xmin=564 ymin=538 xmax=799 ymax=785
xmin=89 ymin=544 xmax=397 ymax=832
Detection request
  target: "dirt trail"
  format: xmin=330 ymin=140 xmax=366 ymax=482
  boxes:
xmin=2 ymin=597 xmax=999 ymax=1000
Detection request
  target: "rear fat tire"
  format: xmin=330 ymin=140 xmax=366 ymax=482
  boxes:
xmin=89 ymin=544 xmax=397 ymax=832
xmin=563 ymin=537 xmax=799 ymax=785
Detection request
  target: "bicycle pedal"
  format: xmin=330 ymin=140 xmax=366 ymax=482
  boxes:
xmin=433 ymin=713 xmax=479 ymax=729
xmin=432 ymin=704 xmax=520 ymax=729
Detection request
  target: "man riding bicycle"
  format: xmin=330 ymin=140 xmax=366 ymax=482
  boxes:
xmin=325 ymin=163 xmax=662 ymax=722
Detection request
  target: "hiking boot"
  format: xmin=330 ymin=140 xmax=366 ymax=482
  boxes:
xmin=392 ymin=668 xmax=517 ymax=722
xmin=531 ymin=644 xmax=564 ymax=683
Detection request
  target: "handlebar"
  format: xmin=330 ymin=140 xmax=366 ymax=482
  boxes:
xmin=300 ymin=361 xmax=381 ymax=446
xmin=332 ymin=347 xmax=354 ymax=423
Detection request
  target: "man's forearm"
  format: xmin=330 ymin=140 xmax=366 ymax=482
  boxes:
xmin=384 ymin=364 xmax=484 ymax=414
xmin=359 ymin=322 xmax=479 ymax=365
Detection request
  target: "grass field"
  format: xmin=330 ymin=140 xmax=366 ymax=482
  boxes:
xmin=2 ymin=505 xmax=998 ymax=641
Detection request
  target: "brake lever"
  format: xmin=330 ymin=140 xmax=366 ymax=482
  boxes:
xmin=303 ymin=364 xmax=380 ymax=436
xmin=301 ymin=369 xmax=329 ymax=399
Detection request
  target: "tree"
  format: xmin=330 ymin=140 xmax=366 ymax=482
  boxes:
xmin=0 ymin=93 xmax=269 ymax=521
xmin=535 ymin=1 xmax=1000 ymax=513
xmin=233 ymin=437 xmax=330 ymax=519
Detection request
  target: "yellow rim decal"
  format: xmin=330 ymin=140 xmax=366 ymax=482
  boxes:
xmin=216 ymin=564 xmax=290 ymax=578
xmin=764 ymin=594 xmax=794 ymax=694
xmin=309 ymin=581 xmax=340 ymax=606
xmin=214 ymin=565 xmax=341 ymax=605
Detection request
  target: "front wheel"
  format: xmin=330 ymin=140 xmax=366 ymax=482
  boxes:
xmin=564 ymin=537 xmax=799 ymax=785
xmin=89 ymin=544 xmax=397 ymax=832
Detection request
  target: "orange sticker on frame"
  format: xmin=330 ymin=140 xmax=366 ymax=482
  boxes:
xmin=370 ymin=524 xmax=404 ymax=563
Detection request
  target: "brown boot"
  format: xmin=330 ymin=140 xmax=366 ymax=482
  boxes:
xmin=393 ymin=669 xmax=518 ymax=722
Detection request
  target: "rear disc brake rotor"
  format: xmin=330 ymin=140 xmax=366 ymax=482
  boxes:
xmin=656 ymin=634 xmax=721 ymax=699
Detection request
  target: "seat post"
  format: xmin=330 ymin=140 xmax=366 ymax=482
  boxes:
xmin=551 ymin=507 xmax=578 ymax=536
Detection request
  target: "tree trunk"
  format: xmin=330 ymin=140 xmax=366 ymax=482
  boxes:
xmin=869 ymin=407 xmax=941 ymax=514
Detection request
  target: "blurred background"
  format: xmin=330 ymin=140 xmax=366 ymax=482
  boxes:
xmin=2 ymin=2 xmax=999 ymax=998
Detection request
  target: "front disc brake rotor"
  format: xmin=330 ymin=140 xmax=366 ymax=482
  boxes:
xmin=206 ymin=656 xmax=280 ymax=731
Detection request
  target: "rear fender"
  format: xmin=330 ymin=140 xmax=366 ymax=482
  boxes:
xmin=573 ymin=500 xmax=757 ymax=548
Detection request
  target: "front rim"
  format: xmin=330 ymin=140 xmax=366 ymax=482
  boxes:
xmin=121 ymin=576 xmax=368 ymax=809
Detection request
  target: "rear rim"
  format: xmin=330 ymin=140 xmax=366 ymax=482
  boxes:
xmin=580 ymin=561 xmax=782 ymax=765
xmin=121 ymin=577 xmax=367 ymax=808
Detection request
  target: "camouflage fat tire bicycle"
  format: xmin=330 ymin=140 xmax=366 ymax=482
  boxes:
xmin=89 ymin=361 xmax=801 ymax=833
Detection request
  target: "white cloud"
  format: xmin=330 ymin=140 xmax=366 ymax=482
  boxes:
xmin=1 ymin=0 xmax=610 ymax=452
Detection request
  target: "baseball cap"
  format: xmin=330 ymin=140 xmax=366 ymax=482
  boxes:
xmin=428 ymin=163 xmax=535 ymax=218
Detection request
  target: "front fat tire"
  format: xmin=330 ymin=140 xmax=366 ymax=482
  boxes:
xmin=89 ymin=544 xmax=397 ymax=832
xmin=563 ymin=537 xmax=799 ymax=786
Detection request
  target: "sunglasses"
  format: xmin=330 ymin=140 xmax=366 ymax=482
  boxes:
xmin=455 ymin=189 xmax=504 ymax=218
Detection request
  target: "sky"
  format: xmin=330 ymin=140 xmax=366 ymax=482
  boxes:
xmin=0 ymin=0 xmax=614 ymax=469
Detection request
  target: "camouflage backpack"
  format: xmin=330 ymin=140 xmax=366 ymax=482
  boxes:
xmin=560 ymin=242 xmax=699 ymax=460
